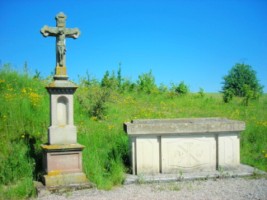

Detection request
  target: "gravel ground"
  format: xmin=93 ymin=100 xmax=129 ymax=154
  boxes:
xmin=38 ymin=177 xmax=267 ymax=200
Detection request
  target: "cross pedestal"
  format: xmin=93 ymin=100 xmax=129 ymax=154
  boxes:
xmin=41 ymin=144 xmax=87 ymax=186
xmin=40 ymin=12 xmax=88 ymax=187
xmin=41 ymin=80 xmax=88 ymax=187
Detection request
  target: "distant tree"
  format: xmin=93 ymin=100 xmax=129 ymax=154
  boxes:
xmin=23 ymin=61 xmax=29 ymax=75
xmin=101 ymin=70 xmax=110 ymax=87
xmin=198 ymin=87 xmax=205 ymax=98
xmin=222 ymin=63 xmax=263 ymax=103
xmin=171 ymin=81 xmax=190 ymax=95
xmin=79 ymin=70 xmax=99 ymax=87
xmin=137 ymin=70 xmax=157 ymax=94
xmin=158 ymin=83 xmax=168 ymax=93
xmin=121 ymin=78 xmax=136 ymax=92
xmin=117 ymin=64 xmax=122 ymax=89
xmin=33 ymin=70 xmax=41 ymax=80
xmin=101 ymin=70 xmax=118 ymax=89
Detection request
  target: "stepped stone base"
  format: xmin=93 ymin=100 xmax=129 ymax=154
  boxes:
xmin=41 ymin=144 xmax=88 ymax=187
xmin=43 ymin=172 xmax=88 ymax=187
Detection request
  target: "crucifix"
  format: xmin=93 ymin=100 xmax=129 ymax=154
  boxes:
xmin=40 ymin=13 xmax=88 ymax=187
xmin=41 ymin=12 xmax=80 ymax=78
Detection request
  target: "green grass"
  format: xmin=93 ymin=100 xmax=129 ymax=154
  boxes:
xmin=0 ymin=66 xmax=49 ymax=199
xmin=75 ymin=87 xmax=267 ymax=186
xmin=0 ymin=65 xmax=266 ymax=198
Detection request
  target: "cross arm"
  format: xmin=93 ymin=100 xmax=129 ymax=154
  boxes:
xmin=41 ymin=25 xmax=58 ymax=37
xmin=65 ymin=28 xmax=81 ymax=39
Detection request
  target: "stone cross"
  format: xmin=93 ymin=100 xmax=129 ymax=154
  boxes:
xmin=40 ymin=13 xmax=88 ymax=187
xmin=41 ymin=12 xmax=80 ymax=77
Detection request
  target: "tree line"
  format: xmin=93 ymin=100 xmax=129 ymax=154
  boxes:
xmin=79 ymin=63 xmax=263 ymax=102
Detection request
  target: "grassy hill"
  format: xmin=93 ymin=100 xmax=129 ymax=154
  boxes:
xmin=0 ymin=65 xmax=266 ymax=199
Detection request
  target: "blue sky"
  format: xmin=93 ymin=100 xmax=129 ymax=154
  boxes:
xmin=0 ymin=0 xmax=266 ymax=92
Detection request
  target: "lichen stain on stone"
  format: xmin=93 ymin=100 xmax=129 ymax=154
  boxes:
xmin=42 ymin=144 xmax=64 ymax=150
xmin=47 ymin=81 xmax=56 ymax=87
xmin=48 ymin=170 xmax=62 ymax=176
xmin=41 ymin=144 xmax=85 ymax=150
xmin=56 ymin=66 xmax=67 ymax=76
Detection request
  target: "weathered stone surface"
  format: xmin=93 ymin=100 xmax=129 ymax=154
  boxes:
xmin=124 ymin=118 xmax=245 ymax=175
xmin=43 ymin=172 xmax=87 ymax=187
xmin=42 ymin=143 xmax=85 ymax=150
xmin=124 ymin=164 xmax=266 ymax=185
xmin=46 ymin=79 xmax=78 ymax=90
xmin=48 ymin=125 xmax=77 ymax=144
xmin=42 ymin=144 xmax=85 ymax=174
xmin=125 ymin=118 xmax=245 ymax=135
xmin=135 ymin=137 xmax=160 ymax=174
xmin=46 ymin=89 xmax=77 ymax=144
xmin=218 ymin=133 xmax=240 ymax=166
xmin=161 ymin=135 xmax=216 ymax=173
xmin=40 ymin=12 xmax=80 ymax=79
xmin=48 ymin=92 xmax=75 ymax=125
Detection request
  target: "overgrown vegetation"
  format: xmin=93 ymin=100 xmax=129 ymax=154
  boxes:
xmin=0 ymin=64 xmax=49 ymax=199
xmin=0 ymin=63 xmax=266 ymax=199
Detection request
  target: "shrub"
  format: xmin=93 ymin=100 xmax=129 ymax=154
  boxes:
xmin=90 ymin=88 xmax=110 ymax=120
xmin=171 ymin=81 xmax=190 ymax=95
xmin=76 ymin=85 xmax=110 ymax=120
xmin=137 ymin=70 xmax=158 ymax=94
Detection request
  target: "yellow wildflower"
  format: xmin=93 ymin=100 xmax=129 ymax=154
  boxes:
xmin=257 ymin=121 xmax=267 ymax=127
xmin=4 ymin=93 xmax=14 ymax=100
xmin=91 ymin=116 xmax=98 ymax=121
xmin=1 ymin=115 xmax=7 ymax=122
xmin=21 ymin=88 xmax=27 ymax=94
xmin=29 ymin=92 xmax=41 ymax=106
xmin=108 ymin=125 xmax=115 ymax=130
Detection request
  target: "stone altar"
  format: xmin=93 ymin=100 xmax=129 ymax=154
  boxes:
xmin=124 ymin=118 xmax=245 ymax=175
xmin=40 ymin=12 xmax=87 ymax=187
